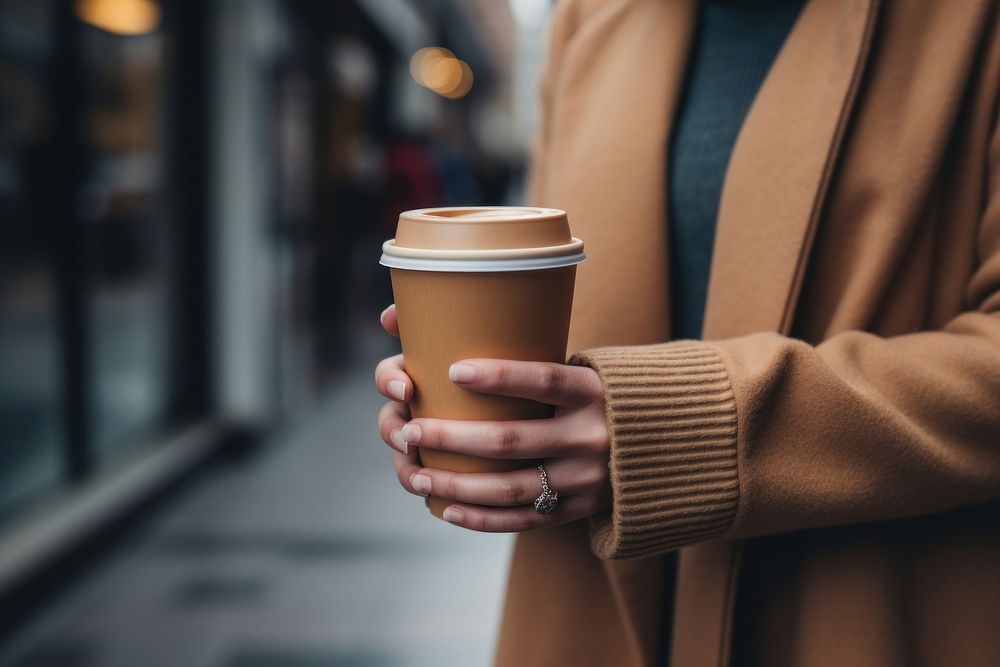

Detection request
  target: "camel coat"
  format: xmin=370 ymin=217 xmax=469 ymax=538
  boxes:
xmin=494 ymin=1 xmax=1000 ymax=665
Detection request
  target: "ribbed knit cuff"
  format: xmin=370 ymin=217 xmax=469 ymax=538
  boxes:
xmin=570 ymin=342 xmax=740 ymax=559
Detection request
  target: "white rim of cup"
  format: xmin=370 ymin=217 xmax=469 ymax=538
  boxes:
xmin=400 ymin=206 xmax=567 ymax=222
xmin=379 ymin=238 xmax=586 ymax=272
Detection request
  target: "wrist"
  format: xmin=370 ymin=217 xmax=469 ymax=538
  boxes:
xmin=570 ymin=341 xmax=740 ymax=559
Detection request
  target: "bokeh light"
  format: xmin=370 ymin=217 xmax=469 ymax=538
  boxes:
xmin=74 ymin=0 xmax=161 ymax=36
xmin=409 ymin=47 xmax=453 ymax=84
xmin=409 ymin=46 xmax=474 ymax=100
xmin=441 ymin=60 xmax=474 ymax=99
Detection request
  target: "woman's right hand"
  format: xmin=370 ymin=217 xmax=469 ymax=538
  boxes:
xmin=374 ymin=305 xmax=426 ymax=497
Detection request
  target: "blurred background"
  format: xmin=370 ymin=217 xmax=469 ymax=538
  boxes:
xmin=0 ymin=0 xmax=550 ymax=664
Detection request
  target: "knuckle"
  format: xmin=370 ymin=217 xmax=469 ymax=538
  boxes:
xmin=582 ymin=461 xmax=609 ymax=488
xmin=589 ymin=381 xmax=605 ymax=404
xmin=441 ymin=474 xmax=459 ymax=500
xmin=377 ymin=400 xmax=396 ymax=421
xmin=429 ymin=423 xmax=451 ymax=450
xmin=539 ymin=366 xmax=562 ymax=394
xmin=490 ymin=363 xmax=510 ymax=388
xmin=580 ymin=367 xmax=602 ymax=396
xmin=468 ymin=512 xmax=489 ymax=532
xmin=488 ymin=424 xmax=519 ymax=455
xmin=496 ymin=479 xmax=524 ymax=505
xmin=580 ymin=423 xmax=609 ymax=453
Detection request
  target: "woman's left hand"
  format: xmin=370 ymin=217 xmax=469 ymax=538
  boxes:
xmin=388 ymin=358 xmax=612 ymax=532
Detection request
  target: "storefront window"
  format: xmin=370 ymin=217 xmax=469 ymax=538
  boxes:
xmin=0 ymin=1 xmax=64 ymax=522
xmin=77 ymin=16 xmax=170 ymax=461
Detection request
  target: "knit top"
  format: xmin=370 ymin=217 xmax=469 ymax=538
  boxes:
xmin=668 ymin=0 xmax=806 ymax=341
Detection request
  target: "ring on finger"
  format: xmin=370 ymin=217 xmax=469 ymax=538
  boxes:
xmin=533 ymin=463 xmax=559 ymax=514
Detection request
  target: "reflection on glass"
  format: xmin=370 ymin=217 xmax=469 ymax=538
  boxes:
xmin=79 ymin=21 xmax=169 ymax=461
xmin=0 ymin=0 xmax=64 ymax=522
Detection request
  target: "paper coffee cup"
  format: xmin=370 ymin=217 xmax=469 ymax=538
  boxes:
xmin=380 ymin=207 xmax=585 ymax=519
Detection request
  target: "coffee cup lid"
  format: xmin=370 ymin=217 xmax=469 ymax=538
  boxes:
xmin=380 ymin=207 xmax=586 ymax=273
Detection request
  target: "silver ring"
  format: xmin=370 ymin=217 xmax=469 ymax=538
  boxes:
xmin=533 ymin=463 xmax=559 ymax=514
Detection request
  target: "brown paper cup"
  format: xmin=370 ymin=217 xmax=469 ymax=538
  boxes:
xmin=380 ymin=207 xmax=584 ymax=519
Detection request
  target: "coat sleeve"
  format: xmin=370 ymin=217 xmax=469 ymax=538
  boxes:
xmin=572 ymin=116 xmax=1000 ymax=560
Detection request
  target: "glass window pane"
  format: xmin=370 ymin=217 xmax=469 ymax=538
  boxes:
xmin=77 ymin=19 xmax=169 ymax=461
xmin=0 ymin=0 xmax=64 ymax=522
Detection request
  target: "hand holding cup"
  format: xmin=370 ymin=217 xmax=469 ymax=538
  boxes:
xmin=375 ymin=305 xmax=612 ymax=531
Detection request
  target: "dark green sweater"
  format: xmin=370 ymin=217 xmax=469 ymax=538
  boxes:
xmin=659 ymin=1 xmax=804 ymax=663
xmin=668 ymin=0 xmax=805 ymax=341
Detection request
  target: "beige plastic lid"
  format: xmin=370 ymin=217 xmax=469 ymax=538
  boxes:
xmin=380 ymin=206 xmax=585 ymax=272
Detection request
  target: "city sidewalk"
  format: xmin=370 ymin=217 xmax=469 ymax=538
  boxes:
xmin=1 ymin=326 xmax=513 ymax=667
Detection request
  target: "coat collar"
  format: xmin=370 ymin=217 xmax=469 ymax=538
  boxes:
xmin=702 ymin=0 xmax=881 ymax=339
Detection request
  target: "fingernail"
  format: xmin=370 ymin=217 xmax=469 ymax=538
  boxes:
xmin=390 ymin=428 xmax=408 ymax=454
xmin=400 ymin=423 xmax=421 ymax=444
xmin=387 ymin=380 xmax=406 ymax=401
xmin=449 ymin=363 xmax=477 ymax=383
xmin=442 ymin=506 xmax=464 ymax=524
xmin=380 ymin=305 xmax=392 ymax=322
xmin=410 ymin=474 xmax=432 ymax=494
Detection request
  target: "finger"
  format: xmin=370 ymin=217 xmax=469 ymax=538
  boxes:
xmin=448 ymin=359 xmax=601 ymax=407
xmin=374 ymin=353 xmax=412 ymax=402
xmin=380 ymin=304 xmax=399 ymax=337
xmin=378 ymin=400 xmax=411 ymax=453
xmin=408 ymin=456 xmax=608 ymax=507
xmin=393 ymin=449 xmax=425 ymax=496
xmin=400 ymin=413 xmax=607 ymax=459
xmin=438 ymin=494 xmax=603 ymax=533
